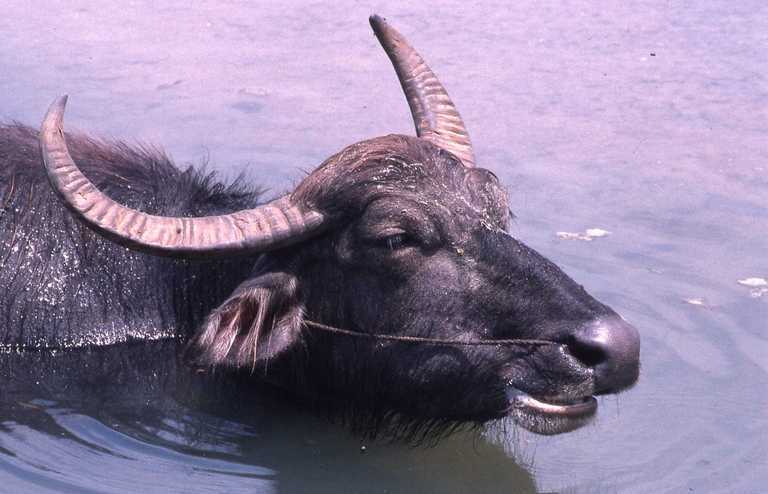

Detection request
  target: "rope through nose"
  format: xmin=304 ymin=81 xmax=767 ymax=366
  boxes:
xmin=303 ymin=321 xmax=556 ymax=347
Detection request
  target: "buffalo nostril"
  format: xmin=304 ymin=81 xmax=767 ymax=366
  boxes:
xmin=569 ymin=317 xmax=641 ymax=393
xmin=568 ymin=334 xmax=608 ymax=368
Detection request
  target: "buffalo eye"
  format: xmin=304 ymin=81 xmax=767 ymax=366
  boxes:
xmin=379 ymin=233 xmax=414 ymax=251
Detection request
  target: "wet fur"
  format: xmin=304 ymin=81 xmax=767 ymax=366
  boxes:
xmin=0 ymin=123 xmax=260 ymax=347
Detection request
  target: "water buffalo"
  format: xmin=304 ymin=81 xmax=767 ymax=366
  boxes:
xmin=0 ymin=16 xmax=639 ymax=436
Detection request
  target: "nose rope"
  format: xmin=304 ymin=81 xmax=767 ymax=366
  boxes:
xmin=303 ymin=320 xmax=557 ymax=347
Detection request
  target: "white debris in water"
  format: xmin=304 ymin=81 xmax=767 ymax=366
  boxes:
xmin=737 ymin=277 xmax=767 ymax=288
xmin=584 ymin=228 xmax=610 ymax=238
xmin=683 ymin=298 xmax=707 ymax=307
xmin=737 ymin=277 xmax=768 ymax=298
xmin=556 ymin=228 xmax=611 ymax=242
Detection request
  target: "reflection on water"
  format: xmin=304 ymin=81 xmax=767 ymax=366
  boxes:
xmin=1 ymin=1 xmax=766 ymax=492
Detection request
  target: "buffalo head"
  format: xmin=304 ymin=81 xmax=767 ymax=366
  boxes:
xmin=39 ymin=16 xmax=639 ymax=435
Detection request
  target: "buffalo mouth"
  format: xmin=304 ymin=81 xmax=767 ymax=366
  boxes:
xmin=505 ymin=387 xmax=597 ymax=435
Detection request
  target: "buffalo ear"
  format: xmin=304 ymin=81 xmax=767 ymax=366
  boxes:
xmin=191 ymin=270 xmax=305 ymax=372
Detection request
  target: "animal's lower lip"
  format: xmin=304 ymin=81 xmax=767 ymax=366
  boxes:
xmin=506 ymin=388 xmax=597 ymax=418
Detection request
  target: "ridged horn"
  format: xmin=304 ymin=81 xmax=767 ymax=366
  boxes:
xmin=39 ymin=96 xmax=326 ymax=258
xmin=370 ymin=15 xmax=476 ymax=168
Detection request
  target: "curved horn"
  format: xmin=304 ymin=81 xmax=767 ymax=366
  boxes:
xmin=370 ymin=15 xmax=476 ymax=168
xmin=40 ymin=96 xmax=325 ymax=258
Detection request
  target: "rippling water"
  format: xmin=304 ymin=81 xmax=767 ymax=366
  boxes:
xmin=1 ymin=1 xmax=766 ymax=492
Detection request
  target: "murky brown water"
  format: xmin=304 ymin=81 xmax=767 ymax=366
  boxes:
xmin=1 ymin=1 xmax=766 ymax=492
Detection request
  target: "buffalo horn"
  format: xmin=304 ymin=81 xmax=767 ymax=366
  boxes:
xmin=370 ymin=15 xmax=476 ymax=168
xmin=39 ymin=96 xmax=325 ymax=258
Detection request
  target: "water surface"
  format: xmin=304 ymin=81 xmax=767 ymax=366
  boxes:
xmin=1 ymin=1 xmax=766 ymax=492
